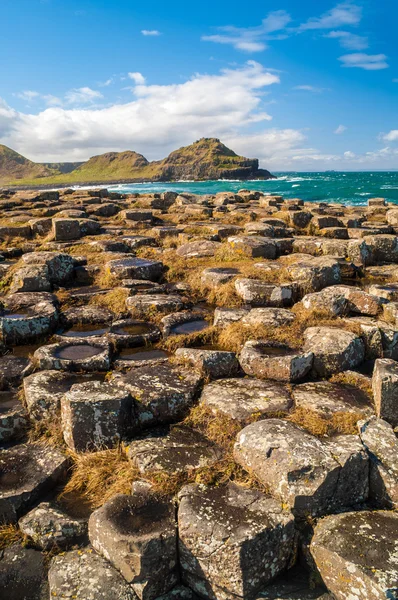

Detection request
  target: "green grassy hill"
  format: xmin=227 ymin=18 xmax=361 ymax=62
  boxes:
xmin=1 ymin=138 xmax=274 ymax=186
xmin=0 ymin=145 xmax=59 ymax=184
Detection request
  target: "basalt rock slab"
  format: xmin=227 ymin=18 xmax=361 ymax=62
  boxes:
xmin=177 ymin=240 xmax=221 ymax=258
xmin=0 ymin=544 xmax=49 ymax=600
xmin=0 ymin=390 xmax=28 ymax=443
xmin=241 ymin=307 xmax=296 ymax=327
xmin=227 ymin=235 xmax=277 ymax=259
xmin=61 ymin=380 xmax=134 ymax=451
xmin=0 ymin=443 xmax=68 ymax=523
xmin=127 ymin=425 xmax=222 ymax=474
xmin=359 ymin=416 xmax=398 ymax=508
xmin=234 ymin=419 xmax=369 ymax=517
xmin=292 ymin=381 xmax=374 ymax=419
xmin=199 ymin=377 xmax=292 ymax=423
xmin=239 ymin=340 xmax=313 ymax=382
xmin=23 ymin=370 xmax=103 ymax=421
xmin=0 ymin=292 xmax=58 ymax=345
xmin=0 ymin=354 xmax=31 ymax=390
xmin=235 ymin=278 xmax=295 ymax=307
xmin=310 ymin=510 xmax=398 ymax=600
xmin=21 ymin=251 xmax=75 ymax=285
xmin=19 ymin=502 xmax=87 ymax=550
xmin=178 ymin=483 xmax=295 ymax=600
xmin=48 ymin=547 xmax=136 ymax=600
xmin=372 ymin=358 xmax=398 ymax=427
xmin=109 ymin=318 xmax=161 ymax=348
xmin=175 ymin=347 xmax=239 ymax=379
xmin=107 ymin=257 xmax=164 ymax=281
xmin=113 ymin=363 xmax=202 ymax=428
xmin=303 ymin=326 xmax=365 ymax=377
xmin=89 ymin=492 xmax=178 ymax=600
xmin=126 ymin=293 xmax=185 ymax=315
xmin=33 ymin=339 xmax=111 ymax=372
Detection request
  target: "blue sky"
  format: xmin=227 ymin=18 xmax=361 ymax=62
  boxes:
xmin=0 ymin=0 xmax=397 ymax=170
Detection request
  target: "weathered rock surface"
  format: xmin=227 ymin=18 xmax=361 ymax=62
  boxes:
xmin=89 ymin=492 xmax=178 ymax=599
xmin=200 ymin=377 xmax=292 ymax=423
xmin=127 ymin=425 xmax=222 ymax=474
xmin=303 ymin=326 xmax=365 ymax=377
xmin=0 ymin=544 xmax=49 ymax=600
xmin=19 ymin=502 xmax=87 ymax=549
xmin=61 ymin=380 xmax=133 ymax=450
xmin=310 ymin=510 xmax=398 ymax=600
xmin=240 ymin=340 xmax=313 ymax=382
xmin=113 ymin=363 xmax=202 ymax=427
xmin=234 ymin=419 xmax=368 ymax=517
xmin=48 ymin=547 xmax=136 ymax=600
xmin=178 ymin=483 xmax=295 ymax=600
xmin=0 ymin=443 xmax=68 ymax=523
xmin=359 ymin=416 xmax=398 ymax=508
xmin=372 ymin=358 xmax=398 ymax=427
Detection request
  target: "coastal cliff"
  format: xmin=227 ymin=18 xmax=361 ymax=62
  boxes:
xmin=0 ymin=138 xmax=275 ymax=186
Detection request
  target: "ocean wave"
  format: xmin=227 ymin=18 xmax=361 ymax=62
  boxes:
xmin=292 ymin=184 xmax=300 ymax=187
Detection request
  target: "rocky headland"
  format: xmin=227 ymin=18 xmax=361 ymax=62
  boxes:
xmin=0 ymin=138 xmax=274 ymax=187
xmin=1 ymin=187 xmax=398 ymax=599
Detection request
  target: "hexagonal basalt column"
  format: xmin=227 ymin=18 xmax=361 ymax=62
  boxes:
xmin=89 ymin=492 xmax=178 ymax=600
xmin=178 ymin=483 xmax=295 ymax=600
xmin=61 ymin=380 xmax=134 ymax=451
xmin=0 ymin=443 xmax=68 ymax=523
xmin=33 ymin=339 xmax=111 ymax=372
xmin=0 ymin=291 xmax=58 ymax=345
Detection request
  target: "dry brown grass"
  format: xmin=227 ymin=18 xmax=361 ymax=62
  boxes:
xmin=61 ymin=445 xmax=136 ymax=509
xmin=160 ymin=325 xmax=219 ymax=353
xmin=288 ymin=407 xmax=362 ymax=437
xmin=28 ymin=416 xmax=66 ymax=448
xmin=89 ymin=287 xmax=129 ymax=315
xmin=216 ymin=307 xmax=363 ymax=354
xmin=330 ymin=371 xmax=373 ymax=398
xmin=0 ymin=525 xmax=24 ymax=550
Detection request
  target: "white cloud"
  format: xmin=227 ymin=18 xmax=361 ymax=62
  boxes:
xmin=325 ymin=30 xmax=368 ymax=50
xmin=128 ymin=72 xmax=146 ymax=85
xmin=339 ymin=53 xmax=389 ymax=70
xmin=65 ymin=87 xmax=104 ymax=104
xmin=293 ymin=85 xmax=326 ymax=93
xmin=99 ymin=78 xmax=114 ymax=87
xmin=0 ymin=61 xmax=279 ymax=162
xmin=202 ymin=10 xmax=291 ymax=52
xmin=344 ymin=150 xmax=356 ymax=158
xmin=334 ymin=125 xmax=347 ymax=134
xmin=393 ymin=79 xmax=398 ymax=83
xmin=15 ymin=90 xmax=40 ymax=101
xmin=382 ymin=130 xmax=398 ymax=142
xmin=298 ymin=2 xmax=362 ymax=31
xmin=141 ymin=30 xmax=161 ymax=36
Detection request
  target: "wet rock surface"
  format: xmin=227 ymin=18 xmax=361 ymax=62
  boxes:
xmin=2 ymin=189 xmax=398 ymax=598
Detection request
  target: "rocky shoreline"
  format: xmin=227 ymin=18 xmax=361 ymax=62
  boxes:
xmin=1 ymin=186 xmax=398 ymax=599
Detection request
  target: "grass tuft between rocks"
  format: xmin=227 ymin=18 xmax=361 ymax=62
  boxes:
xmin=288 ymin=407 xmax=363 ymax=437
xmin=0 ymin=524 xmax=24 ymax=550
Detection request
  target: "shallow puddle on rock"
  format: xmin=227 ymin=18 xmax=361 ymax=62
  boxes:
xmin=55 ymin=345 xmax=103 ymax=360
xmin=118 ymin=347 xmax=168 ymax=361
xmin=63 ymin=323 xmax=109 ymax=338
xmin=0 ymin=391 xmax=20 ymax=414
xmin=113 ymin=323 xmax=153 ymax=336
xmin=171 ymin=319 xmax=209 ymax=335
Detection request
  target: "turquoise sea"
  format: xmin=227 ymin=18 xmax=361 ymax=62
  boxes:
xmin=108 ymin=171 xmax=398 ymax=205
